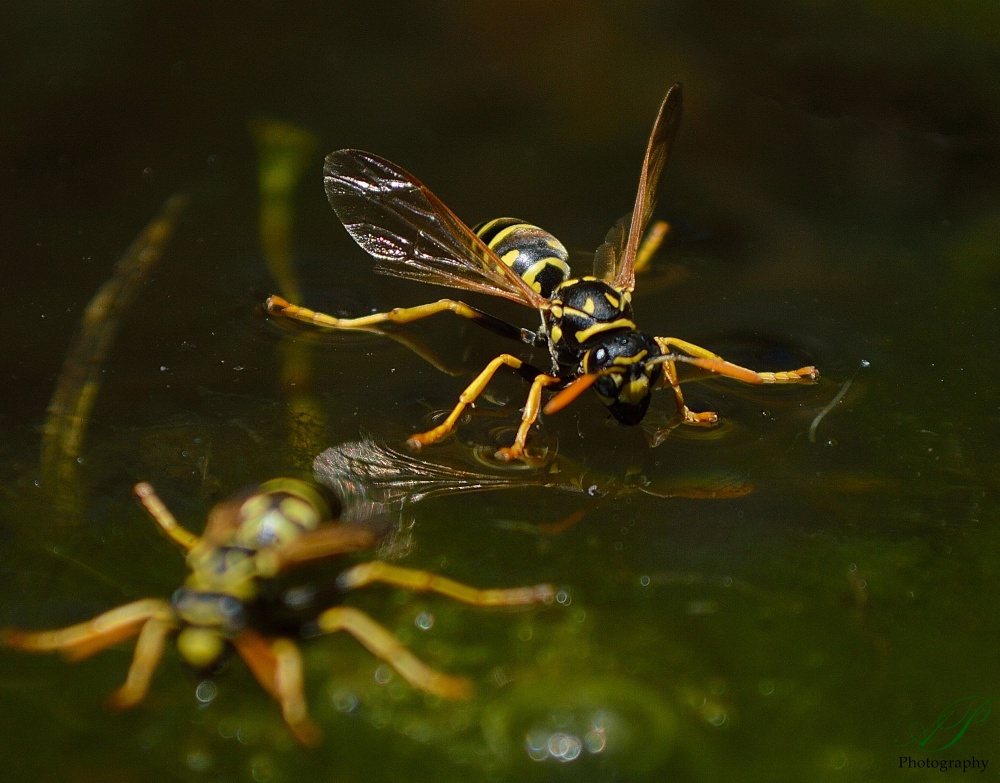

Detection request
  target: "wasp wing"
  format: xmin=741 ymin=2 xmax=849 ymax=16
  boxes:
xmin=593 ymin=83 xmax=682 ymax=292
xmin=592 ymin=213 xmax=629 ymax=284
xmin=313 ymin=439 xmax=545 ymax=508
xmin=324 ymin=150 xmax=549 ymax=310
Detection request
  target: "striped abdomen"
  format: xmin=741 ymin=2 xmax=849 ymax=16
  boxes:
xmin=475 ymin=217 xmax=570 ymax=299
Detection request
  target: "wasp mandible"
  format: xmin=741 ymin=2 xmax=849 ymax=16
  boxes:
xmin=1 ymin=479 xmax=554 ymax=745
xmin=267 ymin=84 xmax=818 ymax=461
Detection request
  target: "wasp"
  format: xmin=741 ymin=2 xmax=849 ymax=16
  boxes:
xmin=1 ymin=479 xmax=554 ymax=746
xmin=267 ymin=83 xmax=818 ymax=461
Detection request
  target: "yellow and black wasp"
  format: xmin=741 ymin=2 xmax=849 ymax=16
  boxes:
xmin=1 ymin=479 xmax=554 ymax=746
xmin=267 ymin=84 xmax=818 ymax=461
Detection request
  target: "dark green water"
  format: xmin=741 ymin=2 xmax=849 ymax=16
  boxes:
xmin=2 ymin=2 xmax=998 ymax=781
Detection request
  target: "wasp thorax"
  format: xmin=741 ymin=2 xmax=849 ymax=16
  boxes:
xmin=474 ymin=217 xmax=570 ymax=298
xmin=185 ymin=544 xmax=258 ymax=601
xmin=582 ymin=331 xmax=663 ymax=425
xmin=547 ymin=277 xmax=637 ymax=366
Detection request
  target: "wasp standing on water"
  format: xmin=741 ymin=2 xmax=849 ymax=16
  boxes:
xmin=1 ymin=480 xmax=554 ymax=745
xmin=267 ymin=84 xmax=819 ymax=461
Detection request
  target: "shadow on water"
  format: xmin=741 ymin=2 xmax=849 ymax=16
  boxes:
xmin=2 ymin=2 xmax=999 ymax=781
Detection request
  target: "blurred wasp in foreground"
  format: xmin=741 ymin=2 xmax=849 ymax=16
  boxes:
xmin=1 ymin=479 xmax=554 ymax=746
xmin=267 ymin=83 xmax=818 ymax=461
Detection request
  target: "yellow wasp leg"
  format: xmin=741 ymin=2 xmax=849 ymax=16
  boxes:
xmin=232 ymin=630 xmax=321 ymax=747
xmin=2 ymin=599 xmax=178 ymax=710
xmin=107 ymin=614 xmax=177 ymax=709
xmin=633 ymin=220 xmax=670 ymax=275
xmin=653 ymin=340 xmax=719 ymax=426
xmin=659 ymin=337 xmax=819 ymax=383
xmin=407 ymin=353 xmax=533 ymax=451
xmin=266 ymin=295 xmax=488 ymax=331
xmin=495 ymin=372 xmax=563 ymax=462
xmin=254 ymin=525 xmax=379 ymax=578
xmin=0 ymin=599 xmax=176 ymax=661
xmin=272 ymin=638 xmax=321 ymax=747
xmin=338 ymin=561 xmax=556 ymax=607
xmin=314 ymin=606 xmax=472 ymax=699
xmin=654 ymin=336 xmax=819 ymax=426
xmin=133 ymin=482 xmax=201 ymax=552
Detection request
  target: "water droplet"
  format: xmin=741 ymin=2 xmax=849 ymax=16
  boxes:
xmin=415 ymin=611 xmax=434 ymax=630
xmin=705 ymin=706 xmax=728 ymax=727
xmin=185 ymin=749 xmax=213 ymax=772
xmin=525 ymin=727 xmax=550 ymax=761
xmin=216 ymin=718 xmax=239 ymax=739
xmin=195 ymin=680 xmax=218 ymax=704
xmin=250 ymin=754 xmax=275 ymax=782
xmin=584 ymin=726 xmax=607 ymax=753
xmin=547 ymin=732 xmax=582 ymax=762
xmin=330 ymin=687 xmax=358 ymax=713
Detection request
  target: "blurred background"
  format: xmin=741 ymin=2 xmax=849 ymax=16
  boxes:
xmin=1 ymin=2 xmax=998 ymax=781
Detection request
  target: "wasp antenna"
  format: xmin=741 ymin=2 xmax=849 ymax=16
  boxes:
xmin=644 ymin=353 xmax=678 ymax=367
xmin=133 ymin=482 xmax=201 ymax=552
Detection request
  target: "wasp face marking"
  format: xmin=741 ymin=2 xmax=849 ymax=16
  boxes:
xmin=582 ymin=332 xmax=663 ymax=425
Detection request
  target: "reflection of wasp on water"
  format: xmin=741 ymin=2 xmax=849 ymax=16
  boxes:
xmin=316 ymin=438 xmax=754 ymax=535
xmin=1 ymin=479 xmax=555 ymax=745
xmin=267 ymin=83 xmax=818 ymax=462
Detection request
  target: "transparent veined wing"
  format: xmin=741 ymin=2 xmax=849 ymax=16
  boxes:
xmin=324 ymin=150 xmax=550 ymax=310
xmin=593 ymin=83 xmax=683 ymax=292
xmin=314 ymin=439 xmax=546 ymax=507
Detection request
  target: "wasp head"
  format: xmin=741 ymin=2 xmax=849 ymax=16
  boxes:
xmin=582 ymin=332 xmax=663 ymax=425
